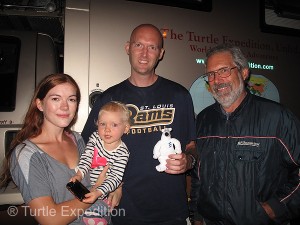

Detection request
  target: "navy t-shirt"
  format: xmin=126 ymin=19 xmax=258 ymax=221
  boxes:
xmin=82 ymin=76 xmax=196 ymax=225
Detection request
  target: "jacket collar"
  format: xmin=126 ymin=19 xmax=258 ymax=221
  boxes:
xmin=214 ymin=89 xmax=252 ymax=120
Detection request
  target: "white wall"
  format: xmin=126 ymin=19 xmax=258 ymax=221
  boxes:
xmin=65 ymin=0 xmax=300 ymax=132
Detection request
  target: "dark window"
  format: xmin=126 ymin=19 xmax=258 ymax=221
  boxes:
xmin=0 ymin=36 xmax=21 ymax=112
xmin=5 ymin=130 xmax=19 ymax=155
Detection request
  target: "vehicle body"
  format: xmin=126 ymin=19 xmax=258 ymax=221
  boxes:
xmin=0 ymin=30 xmax=58 ymax=206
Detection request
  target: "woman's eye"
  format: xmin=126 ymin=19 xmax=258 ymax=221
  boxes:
xmin=52 ymin=97 xmax=59 ymax=101
xmin=69 ymin=98 xmax=77 ymax=102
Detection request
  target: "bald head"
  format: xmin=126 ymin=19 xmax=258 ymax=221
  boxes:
xmin=130 ymin=24 xmax=163 ymax=48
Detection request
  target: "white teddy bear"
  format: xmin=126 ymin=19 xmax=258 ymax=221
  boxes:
xmin=153 ymin=128 xmax=182 ymax=172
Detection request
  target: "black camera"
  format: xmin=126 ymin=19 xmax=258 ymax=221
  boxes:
xmin=66 ymin=180 xmax=90 ymax=201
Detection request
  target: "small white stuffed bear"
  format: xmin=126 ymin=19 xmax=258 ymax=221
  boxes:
xmin=153 ymin=128 xmax=182 ymax=172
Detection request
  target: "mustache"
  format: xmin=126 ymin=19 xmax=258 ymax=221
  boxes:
xmin=213 ymin=83 xmax=231 ymax=90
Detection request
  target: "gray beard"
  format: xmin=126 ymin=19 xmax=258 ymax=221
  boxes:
xmin=211 ymin=74 xmax=244 ymax=108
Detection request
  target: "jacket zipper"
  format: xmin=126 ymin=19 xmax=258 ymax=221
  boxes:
xmin=223 ymin=114 xmax=230 ymax=218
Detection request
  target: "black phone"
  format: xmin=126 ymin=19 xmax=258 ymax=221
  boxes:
xmin=66 ymin=180 xmax=90 ymax=201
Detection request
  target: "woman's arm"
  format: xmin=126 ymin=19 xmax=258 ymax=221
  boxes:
xmin=28 ymin=196 xmax=91 ymax=225
xmin=27 ymin=166 xmax=110 ymax=225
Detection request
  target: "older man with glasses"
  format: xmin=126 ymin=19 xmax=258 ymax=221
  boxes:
xmin=190 ymin=44 xmax=300 ymax=225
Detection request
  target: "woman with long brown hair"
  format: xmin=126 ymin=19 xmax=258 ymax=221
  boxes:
xmin=0 ymin=73 xmax=112 ymax=224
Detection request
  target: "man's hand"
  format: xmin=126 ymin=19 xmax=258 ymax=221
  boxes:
xmin=107 ymin=184 xmax=122 ymax=210
xmin=165 ymin=152 xmax=188 ymax=174
xmin=165 ymin=141 xmax=196 ymax=174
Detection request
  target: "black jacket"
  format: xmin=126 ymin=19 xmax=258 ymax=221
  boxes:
xmin=191 ymin=92 xmax=300 ymax=225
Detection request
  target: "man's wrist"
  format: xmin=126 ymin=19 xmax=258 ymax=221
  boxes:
xmin=186 ymin=153 xmax=196 ymax=170
xmin=261 ymin=202 xmax=276 ymax=220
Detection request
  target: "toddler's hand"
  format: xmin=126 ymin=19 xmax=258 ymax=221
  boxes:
xmin=70 ymin=174 xmax=82 ymax=182
xmin=82 ymin=190 xmax=103 ymax=204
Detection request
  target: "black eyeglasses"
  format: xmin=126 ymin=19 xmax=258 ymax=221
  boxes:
xmin=202 ymin=66 xmax=237 ymax=82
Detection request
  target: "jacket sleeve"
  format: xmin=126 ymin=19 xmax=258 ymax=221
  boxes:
xmin=189 ymin=111 xmax=208 ymax=222
xmin=267 ymin=108 xmax=300 ymax=224
xmin=189 ymin=160 xmax=203 ymax=222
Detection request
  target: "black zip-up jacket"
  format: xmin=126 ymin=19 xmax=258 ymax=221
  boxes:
xmin=191 ymin=92 xmax=300 ymax=225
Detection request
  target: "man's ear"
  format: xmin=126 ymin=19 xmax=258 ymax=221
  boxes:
xmin=159 ymin=48 xmax=165 ymax=60
xmin=242 ymin=68 xmax=249 ymax=81
xmin=125 ymin=41 xmax=130 ymax=55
